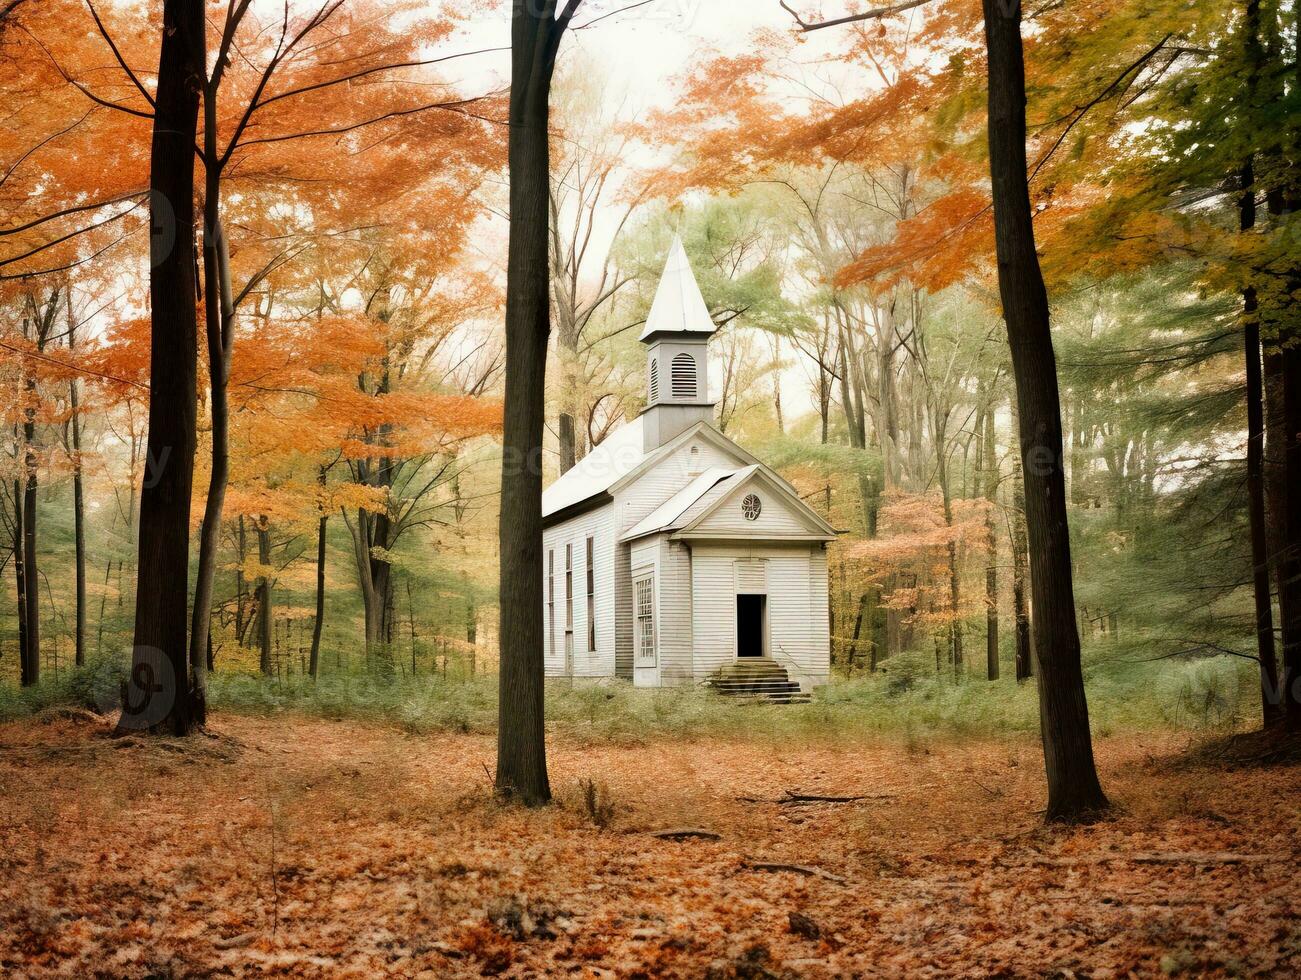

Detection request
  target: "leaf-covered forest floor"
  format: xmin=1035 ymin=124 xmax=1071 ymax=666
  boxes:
xmin=0 ymin=711 xmax=1297 ymax=978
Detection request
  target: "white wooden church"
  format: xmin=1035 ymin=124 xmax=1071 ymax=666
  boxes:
xmin=541 ymin=237 xmax=836 ymax=691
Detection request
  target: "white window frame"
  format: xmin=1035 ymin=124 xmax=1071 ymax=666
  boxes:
xmin=565 ymin=544 xmax=574 ymax=670
xmin=634 ymin=574 xmax=656 ymax=667
xmin=586 ymin=536 xmax=596 ymax=653
xmin=547 ymin=548 xmax=555 ymax=658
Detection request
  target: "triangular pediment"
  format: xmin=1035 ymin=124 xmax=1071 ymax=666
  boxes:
xmin=673 ymin=466 xmax=837 ymax=541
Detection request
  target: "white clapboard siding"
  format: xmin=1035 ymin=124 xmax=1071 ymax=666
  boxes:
xmin=615 ymin=436 xmax=743 ymax=533
xmin=613 ymin=540 xmax=634 ymax=678
xmin=689 ymin=549 xmax=739 ymax=675
xmin=614 ymin=436 xmax=747 ymax=680
xmin=657 ymin=537 xmax=694 ymax=684
xmin=734 ymin=558 xmax=767 ymax=594
xmin=541 ymin=503 xmax=616 ymax=679
xmin=689 ymin=543 xmax=831 ymax=687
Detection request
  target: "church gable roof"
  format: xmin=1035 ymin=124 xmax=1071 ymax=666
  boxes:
xmin=673 ymin=466 xmax=838 ymax=542
xmin=541 ymin=416 xmax=645 ymax=520
xmin=543 ymin=418 xmax=808 ymax=529
xmin=621 ymin=462 xmax=837 ymax=543
xmin=620 ymin=467 xmax=738 ymax=542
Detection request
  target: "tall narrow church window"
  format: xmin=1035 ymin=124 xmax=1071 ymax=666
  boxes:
xmin=565 ymin=544 xmax=575 ymax=670
xmin=547 ymin=549 xmax=555 ymax=658
xmin=648 ymin=358 xmax=660 ymax=402
xmin=586 ymin=536 xmax=596 ymax=652
xmin=565 ymin=544 xmax=574 ymax=637
xmin=635 ymin=576 xmax=656 ymax=667
xmin=671 ymin=353 xmax=697 ymax=398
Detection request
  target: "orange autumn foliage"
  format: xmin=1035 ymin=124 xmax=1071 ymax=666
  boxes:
xmin=850 ymin=490 xmax=991 ymax=631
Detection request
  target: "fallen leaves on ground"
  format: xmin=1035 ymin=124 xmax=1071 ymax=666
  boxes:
xmin=0 ymin=711 xmax=1297 ymax=977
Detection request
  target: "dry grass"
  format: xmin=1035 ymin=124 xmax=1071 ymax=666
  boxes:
xmin=0 ymin=711 xmax=1297 ymax=977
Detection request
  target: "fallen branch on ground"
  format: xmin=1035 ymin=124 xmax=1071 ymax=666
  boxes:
xmin=649 ymin=828 xmax=721 ymax=841
xmin=737 ymin=791 xmax=894 ymax=805
xmin=742 ymin=860 xmax=847 ymax=884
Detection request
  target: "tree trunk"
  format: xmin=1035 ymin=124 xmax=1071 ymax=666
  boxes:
xmin=310 ymin=467 xmax=327 ymax=680
xmin=95 ymin=558 xmax=110 ymax=656
xmin=12 ymin=475 xmax=28 ymax=685
xmin=496 ymin=0 xmax=581 ymax=807
xmin=1277 ymin=342 xmax=1301 ymax=724
xmin=67 ymin=316 xmax=87 ymax=668
xmin=257 ymin=519 xmax=272 ymax=676
xmin=189 ymin=136 xmax=236 ymax=721
xmin=1239 ymin=127 xmax=1281 ymax=724
xmin=983 ymin=0 xmax=1107 ymax=820
xmin=21 ymin=384 xmax=38 ymax=686
xmin=942 ymin=488 xmax=962 ymax=678
xmin=119 ymin=0 xmax=203 ymax=735
xmin=1009 ymin=420 xmax=1033 ymax=685
xmin=984 ymin=405 xmax=1000 ymax=680
xmin=1245 ymin=314 xmax=1280 ymax=724
xmin=235 ymin=515 xmax=247 ymax=644
xmin=557 ymin=412 xmax=577 ymax=475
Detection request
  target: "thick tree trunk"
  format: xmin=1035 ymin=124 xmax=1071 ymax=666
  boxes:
xmin=983 ymin=0 xmax=1107 ymax=820
xmin=1278 ymin=344 xmax=1301 ymax=724
xmin=496 ymin=0 xmax=581 ymax=807
xmin=119 ymin=0 xmax=203 ymax=735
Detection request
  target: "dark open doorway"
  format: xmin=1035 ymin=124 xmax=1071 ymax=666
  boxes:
xmin=736 ymin=594 xmax=766 ymax=658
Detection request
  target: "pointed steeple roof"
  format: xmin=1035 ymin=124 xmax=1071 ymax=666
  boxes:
xmin=640 ymin=235 xmax=716 ymax=342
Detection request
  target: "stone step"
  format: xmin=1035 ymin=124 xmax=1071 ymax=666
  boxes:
xmin=706 ymin=660 xmax=808 ymax=704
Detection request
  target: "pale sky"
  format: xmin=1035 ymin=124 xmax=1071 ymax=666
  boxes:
xmin=445 ymin=1 xmax=852 ymax=124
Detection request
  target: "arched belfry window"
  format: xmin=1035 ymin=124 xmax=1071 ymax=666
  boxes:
xmin=671 ymin=353 xmax=697 ymax=399
xmin=649 ymin=358 xmax=660 ymax=402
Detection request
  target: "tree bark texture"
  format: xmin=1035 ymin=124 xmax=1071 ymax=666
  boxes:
xmin=983 ymin=0 xmax=1107 ymax=820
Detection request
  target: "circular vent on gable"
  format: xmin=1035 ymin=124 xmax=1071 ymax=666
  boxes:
xmin=742 ymin=493 xmax=762 ymax=521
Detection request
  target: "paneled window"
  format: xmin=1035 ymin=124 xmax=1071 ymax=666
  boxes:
xmin=670 ymin=352 xmax=697 ymax=398
xmin=547 ymin=549 xmax=555 ymax=658
xmin=635 ymin=576 xmax=656 ymax=667
xmin=586 ymin=536 xmax=596 ymax=653
xmin=565 ymin=544 xmax=574 ymax=668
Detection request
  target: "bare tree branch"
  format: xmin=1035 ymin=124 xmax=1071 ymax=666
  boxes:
xmin=779 ymin=0 xmax=934 ymax=32
xmin=85 ymin=0 xmax=156 ymax=108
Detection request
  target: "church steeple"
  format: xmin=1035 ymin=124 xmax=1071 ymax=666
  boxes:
xmin=640 ymin=235 xmax=716 ymax=451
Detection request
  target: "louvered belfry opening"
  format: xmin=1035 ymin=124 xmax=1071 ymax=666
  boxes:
xmin=649 ymin=358 xmax=660 ymax=403
xmin=670 ymin=352 xmax=697 ymax=399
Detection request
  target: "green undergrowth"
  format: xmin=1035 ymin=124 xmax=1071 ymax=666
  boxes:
xmin=203 ymin=647 xmax=1260 ymax=744
xmin=1 ymin=648 xmax=1263 ymax=746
